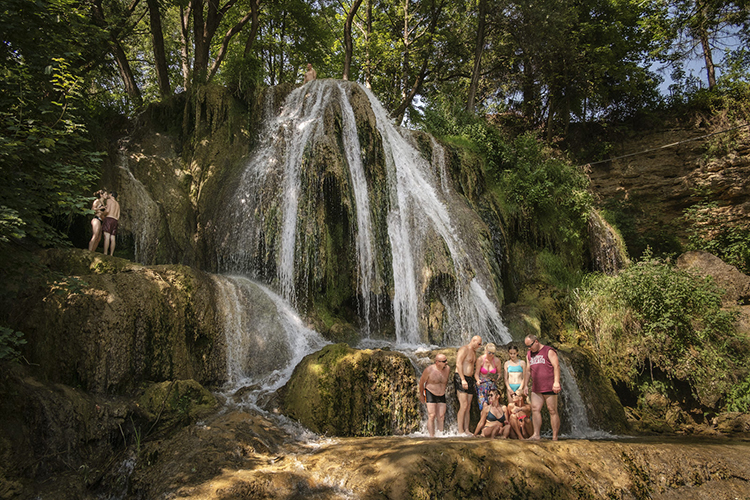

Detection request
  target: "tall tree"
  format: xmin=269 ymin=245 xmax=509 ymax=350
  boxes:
xmin=466 ymin=0 xmax=488 ymax=112
xmin=91 ymin=0 xmax=144 ymax=106
xmin=343 ymin=0 xmax=364 ymax=80
xmin=146 ymin=0 xmax=171 ymax=97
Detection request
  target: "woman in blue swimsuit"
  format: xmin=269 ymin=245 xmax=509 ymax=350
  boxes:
xmin=503 ymin=345 xmax=527 ymax=404
xmin=473 ymin=389 xmax=510 ymax=438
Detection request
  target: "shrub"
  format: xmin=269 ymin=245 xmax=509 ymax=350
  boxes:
xmin=684 ymin=198 xmax=750 ymax=274
xmin=576 ymin=251 xmax=747 ymax=409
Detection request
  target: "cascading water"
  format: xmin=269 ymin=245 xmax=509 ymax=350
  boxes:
xmin=215 ymin=79 xmax=510 ymax=346
xmin=212 ymin=274 xmax=329 ymax=399
xmin=116 ymin=148 xmax=160 ymax=265
xmin=558 ymin=356 xmax=613 ymax=439
xmin=362 ymin=86 xmax=510 ymax=345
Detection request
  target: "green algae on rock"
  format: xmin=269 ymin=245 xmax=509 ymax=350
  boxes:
xmin=279 ymin=343 xmax=420 ymax=436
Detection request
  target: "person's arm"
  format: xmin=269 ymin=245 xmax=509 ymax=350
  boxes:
xmin=519 ymin=360 xmax=528 ymax=394
xmin=418 ymin=367 xmax=430 ymax=404
xmin=474 ymin=355 xmax=482 ymax=384
xmin=456 ymin=347 xmax=468 ymax=390
xmin=473 ymin=408 xmax=488 ymax=436
xmin=549 ymin=349 xmax=561 ymax=393
xmin=522 ymin=353 xmax=531 ymax=395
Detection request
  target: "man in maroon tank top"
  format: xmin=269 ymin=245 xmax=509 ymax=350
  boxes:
xmin=522 ymin=334 xmax=561 ymax=440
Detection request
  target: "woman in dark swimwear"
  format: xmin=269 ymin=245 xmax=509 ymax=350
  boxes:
xmin=88 ymin=190 xmax=107 ymax=252
xmin=473 ymin=389 xmax=510 ymax=438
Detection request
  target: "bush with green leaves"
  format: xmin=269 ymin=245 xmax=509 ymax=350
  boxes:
xmin=417 ymin=98 xmax=593 ymax=271
xmin=576 ymin=251 xmax=748 ymax=410
xmin=1 ymin=0 xmax=106 ymax=247
xmin=0 ymin=327 xmax=26 ymax=362
xmin=684 ymin=198 xmax=750 ymax=275
xmin=494 ymin=133 xmax=593 ymax=269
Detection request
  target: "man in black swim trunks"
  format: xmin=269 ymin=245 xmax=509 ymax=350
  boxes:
xmin=455 ymin=335 xmax=482 ymax=435
xmin=419 ymin=353 xmax=450 ymax=437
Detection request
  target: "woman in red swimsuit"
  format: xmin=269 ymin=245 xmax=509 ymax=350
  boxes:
xmin=474 ymin=343 xmax=501 ymax=410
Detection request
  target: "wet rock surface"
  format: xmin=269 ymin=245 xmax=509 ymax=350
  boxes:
xmin=81 ymin=409 xmax=750 ymax=500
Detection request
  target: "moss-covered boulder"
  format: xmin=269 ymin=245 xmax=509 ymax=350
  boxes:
xmin=279 ymin=343 xmax=420 ymax=436
xmin=12 ymin=249 xmax=226 ymax=394
xmin=556 ymin=344 xmax=630 ymax=434
xmin=137 ymin=379 xmax=218 ymax=433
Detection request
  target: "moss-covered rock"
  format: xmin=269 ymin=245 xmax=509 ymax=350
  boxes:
xmin=137 ymin=379 xmax=217 ymax=433
xmin=557 ymin=344 xmax=630 ymax=434
xmin=279 ymin=343 xmax=420 ymax=436
xmin=12 ymin=249 xmax=226 ymax=394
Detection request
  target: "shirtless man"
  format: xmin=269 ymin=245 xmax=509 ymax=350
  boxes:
xmin=454 ymin=335 xmax=482 ymax=435
xmin=418 ymin=353 xmax=450 ymax=437
xmin=523 ymin=334 xmax=561 ymax=440
xmin=102 ymin=191 xmax=121 ymax=256
xmin=303 ymin=63 xmax=317 ymax=84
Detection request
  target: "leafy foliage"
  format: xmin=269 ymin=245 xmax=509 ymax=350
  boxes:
xmin=576 ymin=251 xmax=747 ymax=409
xmin=0 ymin=327 xmax=26 ymax=362
xmin=0 ymin=0 xmax=106 ymax=247
xmin=684 ymin=197 xmax=750 ymax=274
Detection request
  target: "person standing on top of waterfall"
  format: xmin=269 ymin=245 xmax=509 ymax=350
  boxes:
xmin=418 ymin=353 xmax=450 ymax=437
xmin=303 ymin=63 xmax=317 ymax=84
xmin=523 ymin=334 xmax=561 ymax=440
xmin=102 ymin=191 xmax=120 ymax=256
xmin=454 ymin=335 xmax=482 ymax=435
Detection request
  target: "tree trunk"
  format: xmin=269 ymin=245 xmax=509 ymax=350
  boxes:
xmin=698 ymin=23 xmax=716 ymax=88
xmin=147 ymin=0 xmax=170 ymax=97
xmin=365 ymin=0 xmax=373 ymax=88
xmin=91 ymin=0 xmax=142 ymax=106
xmin=243 ymin=0 xmax=262 ymax=57
xmin=180 ymin=5 xmax=192 ymax=90
xmin=467 ymin=0 xmax=487 ymax=113
xmin=343 ymin=0 xmax=364 ymax=80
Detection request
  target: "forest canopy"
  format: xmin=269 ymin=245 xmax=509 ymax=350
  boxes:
xmin=1 ymin=0 xmax=749 ymax=247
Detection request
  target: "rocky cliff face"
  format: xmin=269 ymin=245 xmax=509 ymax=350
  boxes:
xmin=587 ymin=117 xmax=750 ymax=253
xmin=14 ymin=249 xmax=227 ymax=393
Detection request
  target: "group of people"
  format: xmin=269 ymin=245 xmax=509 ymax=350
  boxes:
xmin=88 ymin=190 xmax=120 ymax=255
xmin=418 ymin=334 xmax=561 ymax=440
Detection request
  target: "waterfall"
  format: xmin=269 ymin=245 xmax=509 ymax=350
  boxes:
xmin=558 ymin=356 xmax=613 ymax=439
xmin=116 ymin=149 xmax=160 ymax=265
xmin=338 ymin=83 xmax=377 ymax=336
xmin=216 ymin=80 xmax=510 ymax=346
xmin=362 ymin=86 xmax=510 ymax=345
xmin=212 ymin=275 xmax=328 ymax=396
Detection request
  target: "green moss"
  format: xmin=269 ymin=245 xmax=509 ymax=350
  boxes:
xmin=281 ymin=344 xmax=419 ymax=436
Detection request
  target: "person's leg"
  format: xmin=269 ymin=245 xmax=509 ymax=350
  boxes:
xmin=509 ymin=414 xmax=524 ymax=439
xmin=109 ymin=234 xmax=116 ymax=255
xmin=436 ymin=403 xmax=446 ymax=434
xmin=103 ymin=232 xmax=111 ymax=255
xmin=426 ymin=402 xmax=437 ymax=437
xmin=544 ymin=394 xmax=560 ymax=440
xmin=463 ymin=394 xmax=473 ymax=434
xmin=501 ymin=423 xmax=511 ymax=438
xmin=529 ymin=392 xmax=544 ymax=440
xmin=89 ymin=220 xmax=101 ymax=251
xmin=457 ymin=391 xmax=470 ymax=434
xmin=523 ymin=417 xmax=534 ymax=438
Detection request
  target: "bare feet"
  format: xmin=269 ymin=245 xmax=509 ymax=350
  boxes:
xmin=528 ymin=435 xmax=541 ymax=441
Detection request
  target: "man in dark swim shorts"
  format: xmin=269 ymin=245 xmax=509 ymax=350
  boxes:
xmin=455 ymin=335 xmax=482 ymax=435
xmin=419 ymin=353 xmax=450 ymax=437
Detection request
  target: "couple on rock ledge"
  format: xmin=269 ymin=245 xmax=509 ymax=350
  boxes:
xmin=418 ymin=334 xmax=561 ymax=440
xmin=88 ymin=190 xmax=121 ymax=255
